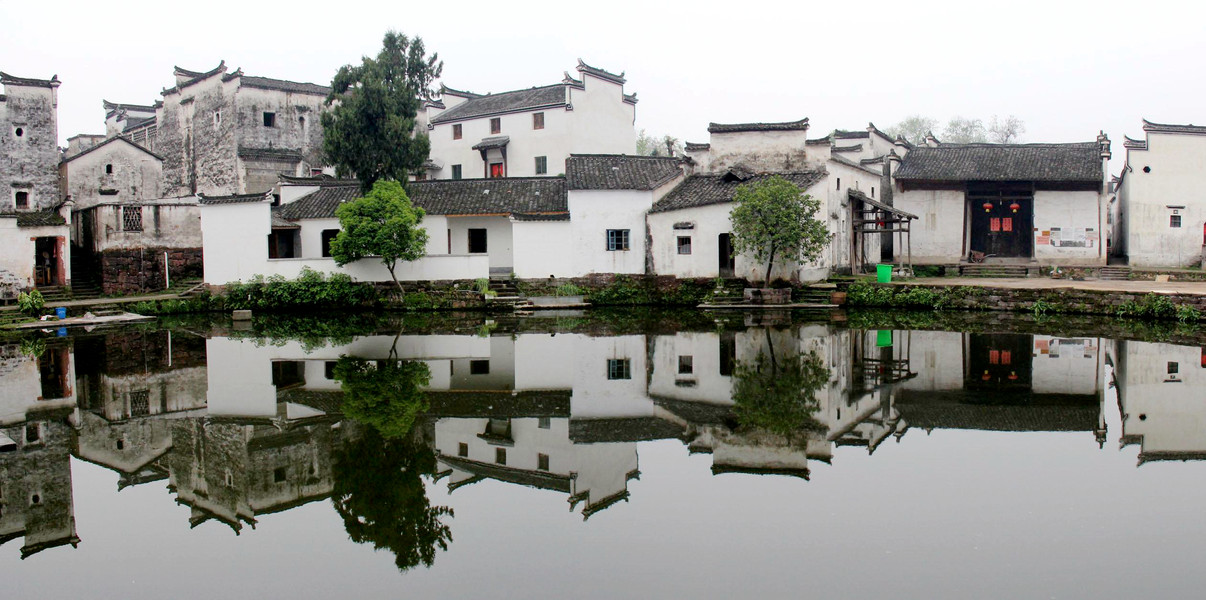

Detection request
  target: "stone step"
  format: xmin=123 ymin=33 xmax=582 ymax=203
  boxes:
xmin=959 ymin=265 xmax=1030 ymax=278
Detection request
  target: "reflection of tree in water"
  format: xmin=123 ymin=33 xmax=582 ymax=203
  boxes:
xmin=732 ymin=343 xmax=830 ymax=445
xmin=332 ymin=356 xmax=452 ymax=572
xmin=333 ymin=357 xmax=431 ymax=440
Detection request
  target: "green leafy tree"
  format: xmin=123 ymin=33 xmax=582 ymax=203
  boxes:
xmin=330 ymin=180 xmax=430 ymax=292
xmin=732 ymin=346 xmax=830 ymax=445
xmin=331 ymin=425 xmax=453 ymax=572
xmin=333 ymin=355 xmax=431 ymax=439
xmin=322 ymin=30 xmax=442 ymax=191
xmin=729 ymin=176 xmax=829 ymax=283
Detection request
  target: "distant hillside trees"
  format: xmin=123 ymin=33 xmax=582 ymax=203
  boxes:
xmin=888 ymin=114 xmax=1026 ymax=144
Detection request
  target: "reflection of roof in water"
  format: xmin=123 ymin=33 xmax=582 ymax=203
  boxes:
xmin=897 ymin=390 xmax=1099 ymax=432
xmin=712 ymin=464 xmax=810 ymax=480
xmin=438 ymin=455 xmax=572 ymax=493
xmin=428 ymin=390 xmax=572 ymax=418
xmin=570 ymin=417 xmax=687 ymax=444
xmin=650 ymin=396 xmax=734 ymax=425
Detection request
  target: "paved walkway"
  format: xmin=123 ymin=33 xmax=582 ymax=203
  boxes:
xmin=904 ymin=277 xmax=1206 ymax=296
xmin=0 ymin=290 xmax=183 ymax=312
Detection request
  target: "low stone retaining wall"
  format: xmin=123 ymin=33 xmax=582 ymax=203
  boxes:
xmin=100 ymin=247 xmax=203 ymax=295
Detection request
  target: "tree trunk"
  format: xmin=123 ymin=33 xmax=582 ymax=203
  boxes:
xmin=386 ymin=261 xmax=403 ymax=293
xmin=764 ymin=246 xmax=776 ymax=284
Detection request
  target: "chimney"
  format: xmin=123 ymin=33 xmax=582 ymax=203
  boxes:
xmin=894 ymin=135 xmax=911 ymax=157
xmin=1097 ymin=131 xmax=1112 ymax=191
xmin=924 ymin=131 xmax=940 ymax=147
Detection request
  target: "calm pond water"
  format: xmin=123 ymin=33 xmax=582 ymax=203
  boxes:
xmin=3 ymin=310 xmax=1206 ymax=599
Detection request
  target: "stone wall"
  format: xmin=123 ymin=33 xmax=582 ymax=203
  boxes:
xmin=0 ymin=80 xmax=60 ymax=210
xmin=98 ymin=247 xmax=202 ymax=295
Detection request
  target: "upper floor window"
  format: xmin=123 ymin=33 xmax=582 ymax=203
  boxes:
xmin=533 ymin=112 xmax=544 ymax=130
xmin=263 ymin=112 xmax=276 ymax=127
xmin=607 ymin=358 xmax=632 ymax=380
xmin=535 ymin=156 xmax=547 ymax=175
xmin=105 ymin=164 xmax=113 ymax=174
xmin=607 ymin=229 xmax=630 ymax=251
xmin=15 ymin=191 xmax=29 ymax=209
xmin=490 ymin=117 xmax=501 ymax=134
xmin=836 ymin=177 xmax=841 ymax=190
xmin=214 ymin=111 xmax=221 ymax=127
xmin=14 ymin=127 xmax=24 ymax=138
xmin=1171 ymin=214 xmax=1182 ymax=228
xmin=452 ymin=164 xmax=463 ymax=180
xmin=489 ymin=162 xmax=504 ymax=178
xmin=452 ymin=124 xmax=462 ymax=140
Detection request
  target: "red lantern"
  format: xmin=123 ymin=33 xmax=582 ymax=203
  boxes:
xmin=982 ymin=370 xmax=991 ymax=381
xmin=1008 ymin=371 xmax=1018 ymax=381
xmin=1009 ymin=201 xmax=1020 ymax=213
xmin=982 ymin=201 xmax=993 ymax=212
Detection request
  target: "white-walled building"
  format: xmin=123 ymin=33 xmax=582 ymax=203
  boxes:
xmin=419 ymin=60 xmax=637 ymax=181
xmin=1114 ymin=340 xmax=1206 ymax=464
xmin=894 ymin=137 xmax=1112 ymax=267
xmin=1114 ymin=120 xmax=1206 ymax=267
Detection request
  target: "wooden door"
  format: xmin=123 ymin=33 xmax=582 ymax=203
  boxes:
xmin=969 ymin=198 xmax=1032 ymax=258
xmin=718 ymin=233 xmax=735 ymax=277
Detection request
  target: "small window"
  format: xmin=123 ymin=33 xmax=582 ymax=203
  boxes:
xmin=538 ymin=417 xmax=550 ymax=429
xmin=123 ymin=206 xmax=143 ymax=232
xmin=871 ymin=186 xmax=875 ymax=198
xmin=490 ymin=117 xmax=501 ymax=134
xmin=538 ymin=453 xmax=550 ymax=471
xmin=325 ymin=361 xmax=337 ymax=380
xmin=263 ymin=112 xmax=276 ymax=127
xmin=214 ymin=111 xmax=221 ymax=127
xmin=105 ymin=164 xmax=113 ymax=174
xmin=495 ymin=447 xmax=507 ymax=465
xmin=310 ymin=168 xmax=323 ymax=176
xmin=1171 ymin=215 xmax=1182 ymax=228
xmin=30 ymin=494 xmax=41 ymax=506
xmin=452 ymin=124 xmax=462 ymax=140
xmin=470 ymin=359 xmax=490 ymax=375
xmin=298 ymin=116 xmax=305 ymax=127
xmin=15 ymin=191 xmax=29 ymax=209
xmin=1169 ymin=361 xmax=1180 ymax=374
xmin=678 ymin=355 xmax=694 ymax=374
xmin=452 ymin=164 xmax=463 ymax=180
xmin=273 ymin=467 xmax=287 ymax=483
xmin=25 ymin=423 xmax=41 ymax=444
xmin=836 ymin=177 xmax=841 ymax=190
xmin=535 ymin=156 xmax=547 ymax=175
xmin=14 ymin=127 xmax=24 ymax=138
xmin=489 ymin=162 xmax=504 ymax=178
xmin=458 ymin=442 xmax=469 ymax=457
xmin=533 ymin=112 xmax=545 ymax=130
xmin=607 ymin=358 xmax=632 ymax=380
xmin=677 ymin=236 xmax=692 ymax=255
xmin=468 ymin=228 xmax=488 ymax=253
xmin=321 ymin=229 xmax=339 ymax=257
xmin=607 ymin=229 xmax=630 ymax=251
xmin=116 ymin=439 xmax=124 ymax=450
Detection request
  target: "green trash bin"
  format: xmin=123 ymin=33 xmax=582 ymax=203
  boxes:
xmin=877 ymin=264 xmax=893 ymax=283
xmin=876 ymin=330 xmax=893 ymax=347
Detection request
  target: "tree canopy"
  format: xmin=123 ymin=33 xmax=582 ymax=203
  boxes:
xmin=322 ymin=30 xmax=442 ymax=191
xmin=888 ymin=114 xmax=1026 ymax=144
xmin=333 ymin=356 xmax=431 ymax=439
xmin=330 ymin=180 xmax=430 ymax=291
xmin=729 ymin=176 xmax=829 ymax=283
xmin=732 ymin=345 xmax=830 ymax=445
xmin=636 ymin=129 xmax=684 ymax=157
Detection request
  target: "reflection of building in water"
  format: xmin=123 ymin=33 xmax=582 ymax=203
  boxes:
xmin=0 ymin=340 xmax=79 ymax=559
xmin=1114 ymin=340 xmax=1206 ymax=464
xmin=72 ymin=331 xmax=208 ymax=489
xmin=894 ymin=331 xmax=1106 ymax=441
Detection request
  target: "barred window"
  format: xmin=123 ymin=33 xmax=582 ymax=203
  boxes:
xmin=128 ymin=390 xmax=150 ymax=417
xmin=606 ymin=229 xmax=630 ymax=251
xmin=123 ymin=206 xmax=143 ymax=232
xmin=533 ymin=112 xmax=545 ymax=130
xmin=607 ymin=358 xmax=632 ymax=380
xmin=535 ymin=156 xmax=547 ymax=175
xmin=677 ymin=236 xmax=692 ymax=255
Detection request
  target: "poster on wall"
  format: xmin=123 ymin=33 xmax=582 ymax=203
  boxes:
xmin=1045 ymin=227 xmax=1095 ymax=248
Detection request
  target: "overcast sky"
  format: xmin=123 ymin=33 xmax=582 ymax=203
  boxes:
xmin=4 ymin=0 xmax=1203 ymax=171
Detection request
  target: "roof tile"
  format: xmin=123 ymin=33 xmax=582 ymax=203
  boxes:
xmin=566 ymin=155 xmax=683 ymax=190
xmin=895 ymin=143 xmax=1103 ymax=183
xmin=650 ymin=170 xmax=826 ymax=214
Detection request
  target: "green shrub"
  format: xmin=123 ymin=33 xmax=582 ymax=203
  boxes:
xmin=17 ymin=290 xmax=45 ymax=316
xmin=553 ymin=283 xmax=585 ymax=297
xmin=223 ymin=268 xmax=378 ymax=311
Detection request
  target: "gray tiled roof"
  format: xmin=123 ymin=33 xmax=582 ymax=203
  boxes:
xmin=278 ymin=178 xmax=570 ymax=220
xmin=566 ymin=155 xmax=683 ymax=190
xmin=1142 ymin=119 xmax=1206 ymax=135
xmin=61 ymin=135 xmax=163 ymax=163
xmin=122 ymin=115 xmax=156 ymax=132
xmin=430 ymin=84 xmax=566 ymax=124
xmin=708 ymin=118 xmax=809 ymax=134
xmin=276 ymin=185 xmax=359 ymax=220
xmin=684 ymin=142 xmax=710 ymax=152
xmin=1123 ymin=135 xmax=1148 ymax=150
xmin=198 ymin=192 xmax=272 ymax=206
xmin=832 ymin=143 xmax=863 ymax=153
xmin=834 ymin=129 xmax=870 ymax=139
xmin=894 ymin=143 xmax=1103 ymax=183
xmin=576 ymin=59 xmax=626 ymax=84
xmin=239 ymin=75 xmax=331 ymax=96
xmin=650 ymin=169 xmax=826 ymax=214
xmin=6 ymin=210 xmax=66 ymax=227
xmin=471 ymin=135 xmax=510 ymax=151
xmin=0 ymin=72 xmax=60 ymax=88
xmin=237 ymin=146 xmax=303 ymax=161
xmin=411 ymin=177 xmax=567 ymax=216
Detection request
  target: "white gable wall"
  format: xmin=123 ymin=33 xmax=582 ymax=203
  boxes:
xmin=1033 ymin=190 xmax=1104 ymax=265
xmin=568 ymin=189 xmax=652 ymax=275
xmin=1121 ymin=133 xmax=1206 ymax=267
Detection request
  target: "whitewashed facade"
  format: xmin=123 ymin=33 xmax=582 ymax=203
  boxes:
xmin=1114 ymin=121 xmax=1206 ymax=268
xmin=419 ymin=60 xmax=637 ymax=181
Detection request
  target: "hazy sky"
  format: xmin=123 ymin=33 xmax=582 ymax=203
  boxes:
xmin=4 ymin=0 xmax=1204 ymax=171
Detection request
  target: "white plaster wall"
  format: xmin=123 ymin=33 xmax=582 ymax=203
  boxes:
xmin=296 ymin=217 xmax=451 ymax=260
xmin=513 ymin=333 xmax=575 ymax=390
xmin=1122 ymin=133 xmax=1206 ymax=267
xmin=648 ymin=332 xmax=733 ymax=404
xmin=569 ymin=334 xmax=652 ymax=419
xmin=894 ymin=189 xmax=966 ymax=263
xmin=429 ymin=105 xmax=573 ymax=180
xmin=709 ymin=129 xmax=811 ymax=172
xmin=512 ymin=220 xmax=573 ymax=278
xmin=0 ymin=348 xmax=76 ymax=426
xmin=1030 ymin=335 xmax=1101 ymax=395
xmin=91 ymin=202 xmax=201 ymax=251
xmin=900 ymin=330 xmax=965 ymax=392
xmin=204 ymin=337 xmax=279 ymax=419
xmin=567 ymin=75 xmax=636 ymax=156
xmin=450 ymin=336 xmax=516 ymax=391
xmin=569 ymin=189 xmax=652 ymax=275
xmin=1118 ymin=341 xmax=1206 ymax=455
xmin=1033 ymin=190 xmax=1104 ymax=265
xmin=0 ymin=217 xmax=71 ymax=291
xmin=201 ymin=202 xmax=485 ymax=284
xmin=447 ymin=216 xmax=512 ymax=270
